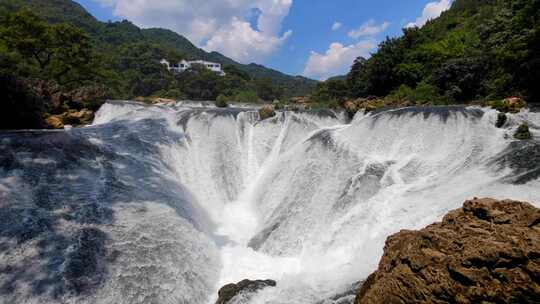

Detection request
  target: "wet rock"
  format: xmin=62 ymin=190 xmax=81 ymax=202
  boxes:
xmin=495 ymin=112 xmax=507 ymax=128
xmin=514 ymin=124 xmax=532 ymax=140
xmin=216 ymin=279 xmax=276 ymax=304
xmin=355 ymin=198 xmax=540 ymax=304
xmin=488 ymin=140 xmax=540 ymax=184
xmin=316 ymin=281 xmax=363 ymax=304
xmin=45 ymin=115 xmax=65 ymax=129
xmin=152 ymin=97 xmax=177 ymax=104
xmin=258 ymin=105 xmax=276 ymax=120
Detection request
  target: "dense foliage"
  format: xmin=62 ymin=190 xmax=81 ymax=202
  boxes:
xmin=314 ymin=0 xmax=540 ymax=105
xmin=0 ymin=0 xmax=316 ymax=101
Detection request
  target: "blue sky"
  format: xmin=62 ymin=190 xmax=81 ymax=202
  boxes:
xmin=75 ymin=0 xmax=452 ymax=79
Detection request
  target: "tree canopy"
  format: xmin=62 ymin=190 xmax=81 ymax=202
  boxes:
xmin=314 ymin=0 xmax=540 ymax=106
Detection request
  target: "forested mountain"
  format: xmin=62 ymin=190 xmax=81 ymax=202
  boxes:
xmin=315 ymin=0 xmax=539 ymax=106
xmin=0 ymin=0 xmax=317 ymax=98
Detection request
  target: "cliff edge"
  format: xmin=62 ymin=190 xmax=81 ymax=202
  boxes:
xmin=356 ymin=198 xmax=540 ymax=304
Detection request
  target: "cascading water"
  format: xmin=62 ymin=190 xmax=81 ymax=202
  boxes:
xmin=0 ymin=101 xmax=539 ymax=304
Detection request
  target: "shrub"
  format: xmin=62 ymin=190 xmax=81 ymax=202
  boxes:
xmin=413 ymin=82 xmax=441 ymax=105
xmin=234 ymin=90 xmax=259 ymax=103
xmin=215 ymin=94 xmax=229 ymax=108
xmin=386 ymin=82 xmax=444 ymax=105
xmin=387 ymin=84 xmax=415 ymax=103
xmin=163 ymin=89 xmax=185 ymax=99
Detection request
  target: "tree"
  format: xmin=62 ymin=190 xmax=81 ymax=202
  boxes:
xmin=254 ymin=78 xmax=283 ymax=101
xmin=0 ymin=9 xmax=99 ymax=87
xmin=224 ymin=65 xmax=250 ymax=81
xmin=347 ymin=56 xmax=368 ymax=97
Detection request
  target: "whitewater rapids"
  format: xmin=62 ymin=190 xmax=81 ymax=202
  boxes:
xmin=0 ymin=101 xmax=539 ymax=304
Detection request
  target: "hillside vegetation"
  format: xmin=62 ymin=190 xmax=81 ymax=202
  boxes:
xmin=314 ymin=0 xmax=539 ymax=108
xmin=0 ymin=0 xmax=316 ymax=101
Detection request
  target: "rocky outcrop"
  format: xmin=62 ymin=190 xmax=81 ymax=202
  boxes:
xmin=489 ymin=97 xmax=527 ymax=114
xmin=46 ymin=109 xmax=95 ymax=129
xmin=0 ymin=75 xmax=109 ymax=130
xmin=68 ymin=84 xmax=111 ymax=111
xmin=1 ymin=75 xmax=48 ymax=129
xmin=258 ymin=105 xmax=276 ymax=120
xmin=343 ymin=97 xmax=386 ymax=118
xmin=355 ymin=198 xmax=540 ymax=304
xmin=290 ymin=96 xmax=310 ymax=104
xmin=216 ymin=279 xmax=276 ymax=304
xmin=152 ymin=97 xmax=177 ymax=104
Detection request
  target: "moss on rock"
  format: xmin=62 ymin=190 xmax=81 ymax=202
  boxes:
xmin=514 ymin=124 xmax=532 ymax=140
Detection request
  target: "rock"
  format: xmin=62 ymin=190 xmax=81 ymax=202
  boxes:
xmin=344 ymin=98 xmax=386 ymax=118
xmin=357 ymin=98 xmax=385 ymax=112
xmin=1 ymin=75 xmax=48 ymax=129
xmin=134 ymin=96 xmax=152 ymax=104
xmin=1 ymin=75 xmax=108 ymax=130
xmin=316 ymin=281 xmax=363 ymax=304
xmin=45 ymin=115 xmax=64 ymax=129
xmin=496 ymin=112 xmax=507 ymax=128
xmin=290 ymin=96 xmax=310 ymax=104
xmin=490 ymin=97 xmax=527 ymax=114
xmin=343 ymin=100 xmax=358 ymax=116
xmin=355 ymin=198 xmax=540 ymax=304
xmin=259 ymin=105 xmax=276 ymax=120
xmin=62 ymin=109 xmax=95 ymax=127
xmin=68 ymin=85 xmax=111 ymax=111
xmin=152 ymin=97 xmax=177 ymax=104
xmin=514 ymin=124 xmax=532 ymax=140
xmin=216 ymin=279 xmax=276 ymax=304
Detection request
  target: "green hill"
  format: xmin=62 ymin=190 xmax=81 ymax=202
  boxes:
xmin=0 ymin=0 xmax=317 ymax=97
xmin=315 ymin=0 xmax=539 ymax=106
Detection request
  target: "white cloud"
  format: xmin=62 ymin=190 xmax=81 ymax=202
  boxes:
xmin=204 ymin=18 xmax=292 ymax=63
xmin=348 ymin=20 xmax=390 ymax=39
xmin=303 ymin=41 xmax=376 ymax=80
xmin=94 ymin=0 xmax=293 ymax=64
xmin=406 ymin=0 xmax=452 ymax=28
xmin=331 ymin=22 xmax=342 ymax=31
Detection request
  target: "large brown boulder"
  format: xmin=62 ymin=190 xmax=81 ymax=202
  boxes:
xmin=356 ymin=198 xmax=540 ymax=304
xmin=216 ymin=279 xmax=276 ymax=304
xmin=258 ymin=105 xmax=276 ymax=120
xmin=45 ymin=115 xmax=64 ymax=129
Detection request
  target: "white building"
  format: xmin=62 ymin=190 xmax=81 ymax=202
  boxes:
xmin=160 ymin=59 xmax=225 ymax=76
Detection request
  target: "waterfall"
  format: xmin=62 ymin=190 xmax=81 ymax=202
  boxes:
xmin=0 ymin=101 xmax=539 ymax=304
